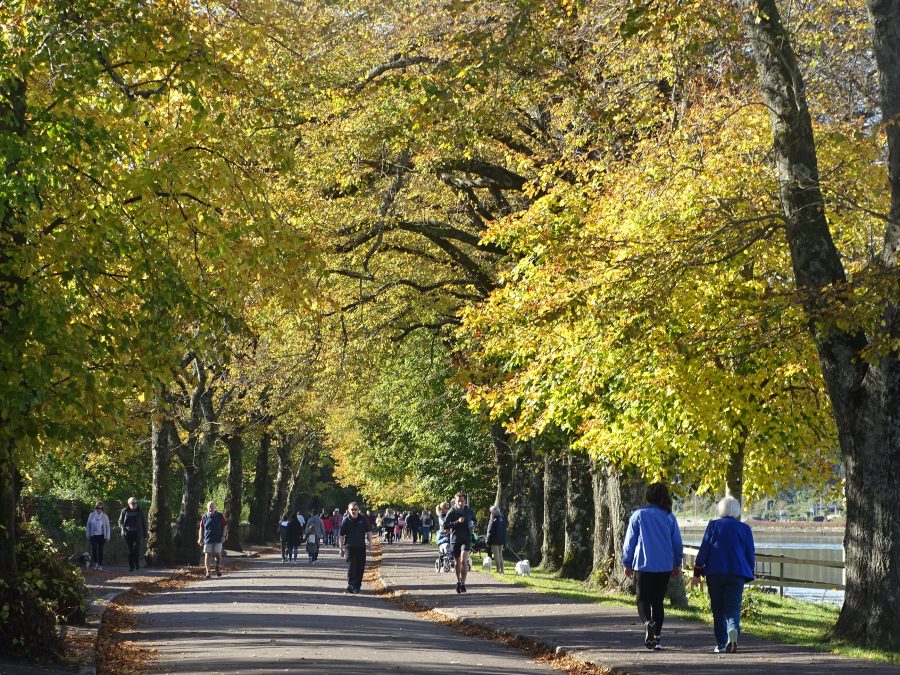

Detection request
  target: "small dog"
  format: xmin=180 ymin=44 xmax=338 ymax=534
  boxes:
xmin=71 ymin=552 xmax=91 ymax=568
xmin=515 ymin=559 xmax=531 ymax=576
xmin=482 ymin=556 xmax=493 ymax=570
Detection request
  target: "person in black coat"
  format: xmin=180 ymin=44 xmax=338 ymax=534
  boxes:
xmin=286 ymin=512 xmax=301 ymax=562
xmin=406 ymin=510 xmax=422 ymax=543
xmin=118 ymin=497 xmax=148 ymax=571
xmin=486 ymin=505 xmax=507 ymax=573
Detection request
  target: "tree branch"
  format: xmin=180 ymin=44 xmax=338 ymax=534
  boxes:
xmin=354 ymin=55 xmax=447 ymax=92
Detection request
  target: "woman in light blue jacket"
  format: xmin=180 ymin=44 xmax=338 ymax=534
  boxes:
xmin=622 ymin=483 xmax=684 ymax=650
xmin=690 ymin=496 xmax=755 ymax=654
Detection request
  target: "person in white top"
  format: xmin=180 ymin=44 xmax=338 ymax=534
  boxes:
xmin=85 ymin=501 xmax=111 ymax=570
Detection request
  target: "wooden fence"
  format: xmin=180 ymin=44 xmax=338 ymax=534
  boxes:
xmin=683 ymin=545 xmax=844 ymax=597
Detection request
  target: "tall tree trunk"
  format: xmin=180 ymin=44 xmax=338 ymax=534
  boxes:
xmin=541 ymin=450 xmax=566 ymax=572
xmin=0 ymin=441 xmax=18 ymax=579
xmin=146 ymin=411 xmax=175 ymax=566
xmin=867 ymin=0 xmax=900 ymax=243
xmin=507 ymin=439 xmax=542 ymax=562
xmin=491 ymin=423 xmax=514 ymax=515
xmin=172 ymin=454 xmax=205 ymax=566
xmin=291 ymin=461 xmax=322 ymax=514
xmin=592 ymin=463 xmax=644 ymax=591
xmin=741 ymin=0 xmax=900 ymax=649
xmin=525 ymin=441 xmax=544 ymax=564
xmin=286 ymin=433 xmax=318 ymax=515
xmin=222 ymin=433 xmax=244 ymax=552
xmin=0 ymin=77 xmax=28 ymax=582
xmin=268 ymin=435 xmax=293 ymax=538
xmin=591 ymin=461 xmax=611 ymax=587
xmin=560 ymin=449 xmax=594 ymax=579
xmin=247 ymin=432 xmax=271 ymax=544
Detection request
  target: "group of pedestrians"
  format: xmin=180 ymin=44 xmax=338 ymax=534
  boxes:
xmin=85 ymin=485 xmax=753 ymax=657
xmin=622 ymin=482 xmax=755 ymax=655
xmin=375 ymin=508 xmax=436 ymax=544
xmin=279 ymin=508 xmax=344 ymax=564
xmin=84 ymin=497 xmax=148 ymax=572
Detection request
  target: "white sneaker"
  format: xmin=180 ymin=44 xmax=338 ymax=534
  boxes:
xmin=97 ymin=565 xmax=102 ymax=571
xmin=714 ymin=645 xmax=727 ymax=653
xmin=726 ymin=628 xmax=738 ymax=653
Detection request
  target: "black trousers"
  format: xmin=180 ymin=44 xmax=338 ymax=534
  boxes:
xmin=346 ymin=546 xmax=366 ymax=589
xmin=124 ymin=531 xmax=141 ymax=569
xmin=90 ymin=535 xmax=106 ymax=566
xmin=634 ymin=570 xmax=672 ymax=634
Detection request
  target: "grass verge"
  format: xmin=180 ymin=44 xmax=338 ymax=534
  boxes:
xmin=471 ymin=563 xmax=899 ymax=665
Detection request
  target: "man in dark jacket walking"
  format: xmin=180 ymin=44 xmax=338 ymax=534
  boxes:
xmin=486 ymin=505 xmax=508 ymax=573
xmin=119 ymin=497 xmax=148 ymax=571
xmin=406 ymin=510 xmax=422 ymax=543
xmin=339 ymin=502 xmax=372 ymax=593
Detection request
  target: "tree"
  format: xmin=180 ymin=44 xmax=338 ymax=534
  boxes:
xmin=328 ymin=334 xmax=493 ymax=508
xmin=738 ymin=0 xmax=900 ymax=650
xmin=146 ymin=398 xmax=177 ymax=566
xmin=2 ymin=0 xmax=321 ymax=583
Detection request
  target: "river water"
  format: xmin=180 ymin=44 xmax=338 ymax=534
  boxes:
xmin=681 ymin=523 xmax=845 ymax=606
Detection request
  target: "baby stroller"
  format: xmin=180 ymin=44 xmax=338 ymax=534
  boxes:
xmin=435 ymin=541 xmax=452 ymax=572
xmin=434 ymin=539 xmax=473 ymax=573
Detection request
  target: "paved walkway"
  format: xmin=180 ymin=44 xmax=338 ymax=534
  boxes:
xmin=378 ymin=541 xmax=900 ymax=674
xmin=119 ymin=545 xmax=555 ymax=674
xmin=6 ymin=540 xmax=898 ymax=674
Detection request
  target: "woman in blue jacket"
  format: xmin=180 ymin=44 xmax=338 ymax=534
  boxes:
xmin=690 ymin=495 xmax=755 ymax=654
xmin=622 ymin=482 xmax=684 ymax=650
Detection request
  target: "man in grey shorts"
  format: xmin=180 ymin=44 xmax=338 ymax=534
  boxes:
xmin=198 ymin=501 xmax=228 ymax=579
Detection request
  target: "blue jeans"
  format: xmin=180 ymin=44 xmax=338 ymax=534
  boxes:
xmin=422 ymin=526 xmax=431 ymax=542
xmin=706 ymin=573 xmax=745 ymax=648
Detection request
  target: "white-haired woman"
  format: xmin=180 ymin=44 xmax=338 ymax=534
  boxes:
xmin=690 ymin=495 xmax=755 ymax=654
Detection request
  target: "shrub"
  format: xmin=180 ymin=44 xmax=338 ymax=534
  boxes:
xmin=741 ymin=585 xmax=764 ymax=622
xmin=0 ymin=576 xmax=60 ymax=658
xmin=17 ymin=520 xmax=86 ymax=625
xmin=0 ymin=520 xmax=87 ymax=658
